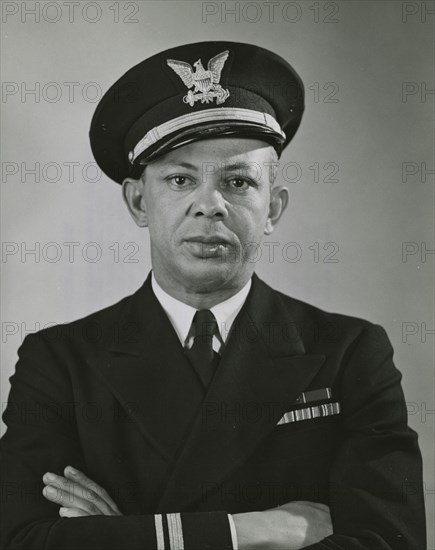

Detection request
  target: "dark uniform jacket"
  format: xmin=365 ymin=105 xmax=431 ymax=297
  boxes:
xmin=0 ymin=274 xmax=426 ymax=549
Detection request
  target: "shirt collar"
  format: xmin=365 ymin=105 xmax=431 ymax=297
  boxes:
xmin=151 ymin=272 xmax=252 ymax=346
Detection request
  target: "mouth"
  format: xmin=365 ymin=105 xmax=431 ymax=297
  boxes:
xmin=184 ymin=236 xmax=233 ymax=259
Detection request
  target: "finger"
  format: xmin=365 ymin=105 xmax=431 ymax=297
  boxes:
xmin=59 ymin=507 xmax=90 ymax=518
xmin=277 ymin=500 xmax=330 ymax=515
xmin=43 ymin=482 xmax=107 ymax=516
xmin=298 ymin=501 xmax=331 ymax=513
xmin=43 ymin=485 xmax=88 ymax=513
xmin=43 ymin=472 xmax=114 ymax=515
xmin=64 ymin=466 xmax=121 ymax=513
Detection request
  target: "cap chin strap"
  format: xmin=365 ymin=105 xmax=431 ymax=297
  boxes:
xmin=128 ymin=107 xmax=285 ymax=165
xmin=140 ymin=125 xmax=284 ymax=170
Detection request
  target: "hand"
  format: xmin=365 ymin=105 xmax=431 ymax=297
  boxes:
xmin=275 ymin=501 xmax=333 ymax=547
xmin=42 ymin=466 xmax=122 ymax=518
xmin=233 ymin=500 xmax=333 ymax=550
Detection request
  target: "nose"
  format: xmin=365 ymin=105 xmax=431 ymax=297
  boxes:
xmin=189 ymin=183 xmax=228 ymax=219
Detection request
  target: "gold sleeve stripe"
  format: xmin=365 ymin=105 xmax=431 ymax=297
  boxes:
xmin=167 ymin=513 xmax=184 ymax=550
xmin=154 ymin=514 xmax=165 ymax=550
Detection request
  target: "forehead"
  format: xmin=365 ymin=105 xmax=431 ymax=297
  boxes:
xmin=147 ymin=137 xmax=276 ymax=169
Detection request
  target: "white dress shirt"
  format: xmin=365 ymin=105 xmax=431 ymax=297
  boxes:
xmin=151 ymin=272 xmax=251 ymax=549
xmin=151 ymin=272 xmax=252 ymax=354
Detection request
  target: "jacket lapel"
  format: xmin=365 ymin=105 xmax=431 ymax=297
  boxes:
xmin=157 ymin=275 xmax=325 ymax=511
xmin=90 ymin=275 xmax=205 ymax=462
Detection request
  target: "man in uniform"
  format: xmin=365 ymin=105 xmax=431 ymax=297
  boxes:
xmin=0 ymin=42 xmax=426 ymax=549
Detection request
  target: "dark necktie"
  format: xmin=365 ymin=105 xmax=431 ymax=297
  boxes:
xmin=185 ymin=309 xmax=219 ymax=388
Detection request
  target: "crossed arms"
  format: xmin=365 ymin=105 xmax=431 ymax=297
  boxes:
xmin=40 ymin=465 xmax=332 ymax=549
xmin=0 ymin=322 xmax=427 ymax=549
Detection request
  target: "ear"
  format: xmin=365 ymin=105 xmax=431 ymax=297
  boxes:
xmin=122 ymin=177 xmax=148 ymax=227
xmin=264 ymin=185 xmax=289 ymax=235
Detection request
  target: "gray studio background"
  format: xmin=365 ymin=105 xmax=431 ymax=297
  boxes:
xmin=1 ymin=0 xmax=434 ymax=545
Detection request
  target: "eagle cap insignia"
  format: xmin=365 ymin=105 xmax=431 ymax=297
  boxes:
xmin=167 ymin=50 xmax=230 ymax=106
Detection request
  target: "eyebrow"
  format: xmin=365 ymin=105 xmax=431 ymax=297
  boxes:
xmin=159 ymin=161 xmax=199 ymax=171
xmin=156 ymin=160 xmax=262 ymax=175
xmin=221 ymin=162 xmax=259 ymax=172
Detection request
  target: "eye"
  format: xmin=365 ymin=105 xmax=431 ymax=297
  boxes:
xmin=165 ymin=174 xmax=195 ymax=189
xmin=226 ymin=177 xmax=256 ymax=191
xmin=172 ymin=176 xmax=187 ymax=186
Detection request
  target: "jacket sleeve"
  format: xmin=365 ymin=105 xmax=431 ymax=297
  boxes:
xmin=0 ymin=332 xmax=234 ymax=550
xmin=304 ymin=324 xmax=426 ymax=550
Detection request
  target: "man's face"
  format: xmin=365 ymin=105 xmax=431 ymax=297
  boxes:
xmin=124 ymin=137 xmax=287 ymax=295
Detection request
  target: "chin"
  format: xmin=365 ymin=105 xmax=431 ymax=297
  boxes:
xmin=180 ymin=262 xmax=244 ymax=293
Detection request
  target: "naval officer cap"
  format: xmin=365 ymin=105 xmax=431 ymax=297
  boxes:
xmin=90 ymin=41 xmax=304 ymax=184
